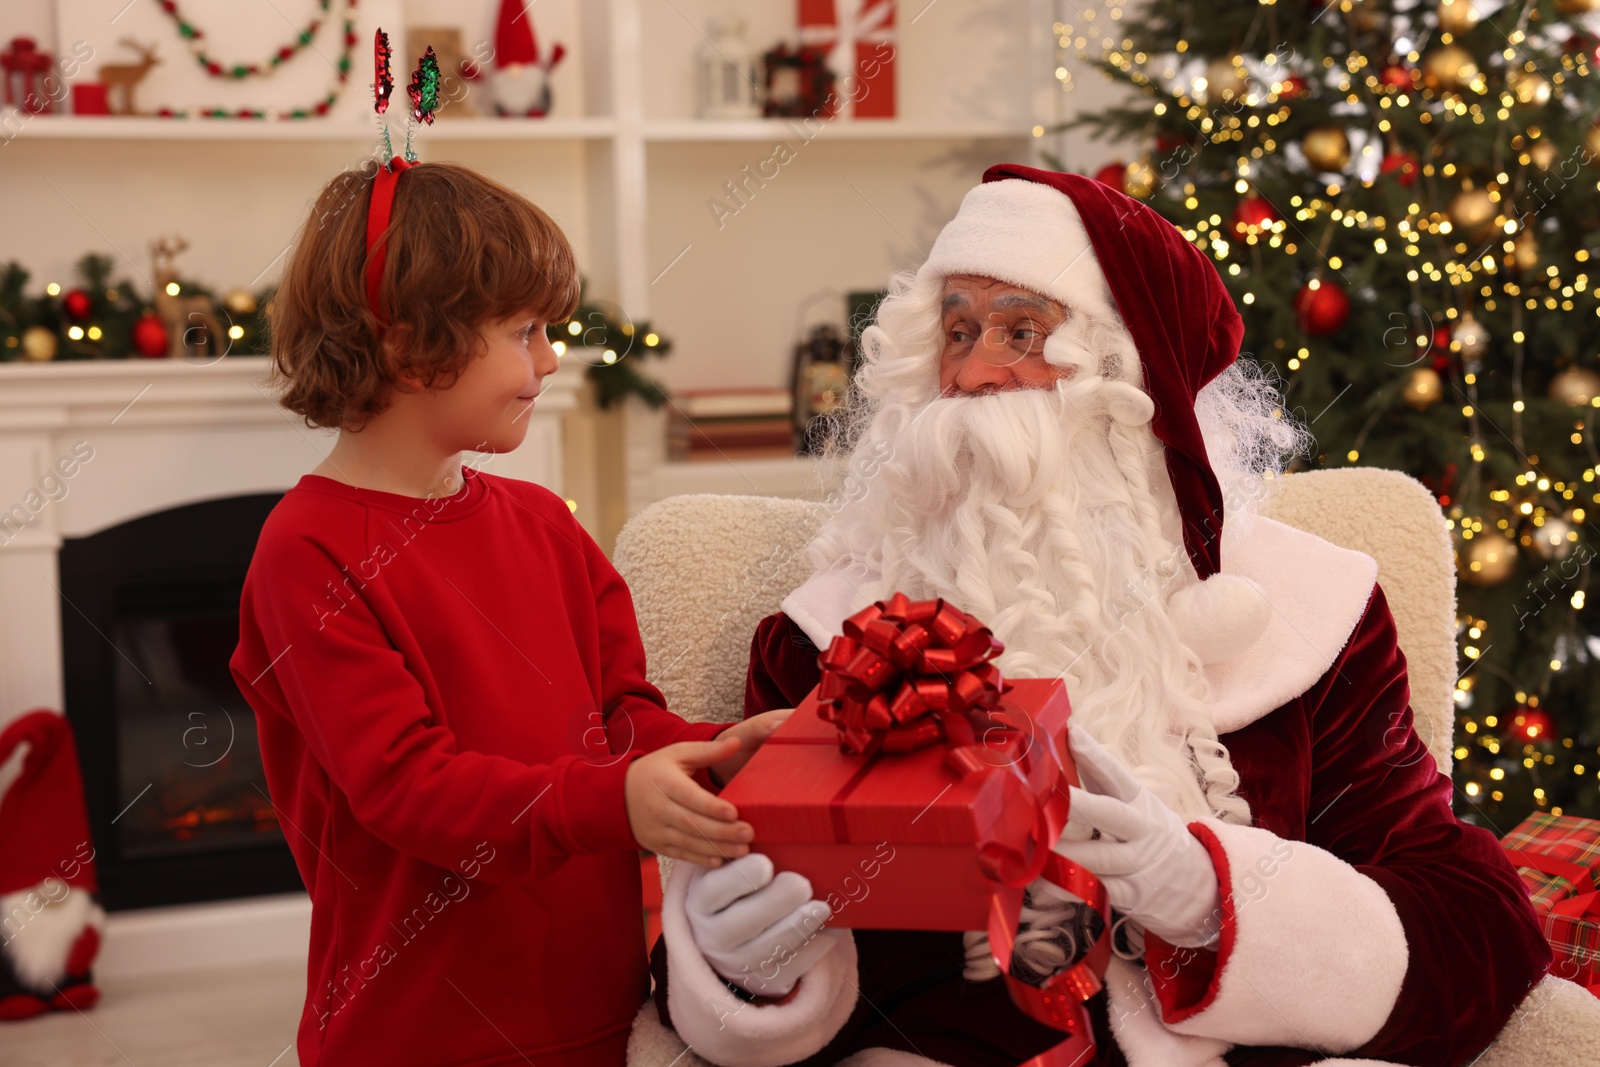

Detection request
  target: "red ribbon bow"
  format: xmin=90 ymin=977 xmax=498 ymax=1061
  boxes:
xmin=814 ymin=594 xmax=1111 ymax=1062
xmin=817 ymin=592 xmax=1006 ymax=755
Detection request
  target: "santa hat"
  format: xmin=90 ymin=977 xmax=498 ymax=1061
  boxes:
xmin=0 ymin=711 xmax=97 ymax=898
xmin=0 ymin=710 xmax=105 ymax=1011
xmin=918 ymin=163 xmax=1270 ymax=663
xmin=494 ymin=0 xmax=540 ymax=66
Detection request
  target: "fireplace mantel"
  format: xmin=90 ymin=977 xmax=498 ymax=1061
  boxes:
xmin=0 ymin=354 xmax=581 ymax=726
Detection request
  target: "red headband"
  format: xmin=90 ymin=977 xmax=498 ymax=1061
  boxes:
xmin=365 ymin=157 xmax=412 ymax=333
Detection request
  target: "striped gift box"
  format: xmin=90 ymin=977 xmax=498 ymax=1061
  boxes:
xmin=1502 ymin=812 xmax=1600 ymax=995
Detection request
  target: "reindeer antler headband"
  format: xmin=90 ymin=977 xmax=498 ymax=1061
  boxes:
xmin=365 ymin=29 xmax=439 ymax=334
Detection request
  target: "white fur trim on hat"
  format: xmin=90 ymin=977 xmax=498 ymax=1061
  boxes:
xmin=1166 ymin=573 xmax=1272 ymax=666
xmin=918 ymin=178 xmax=1121 ymax=324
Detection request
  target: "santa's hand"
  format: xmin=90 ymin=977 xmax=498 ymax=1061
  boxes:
xmin=1052 ymin=728 xmax=1222 ymax=949
xmin=685 ymin=852 xmax=843 ymax=998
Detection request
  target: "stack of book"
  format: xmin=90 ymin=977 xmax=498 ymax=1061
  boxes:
xmin=667 ymin=387 xmax=796 ymax=461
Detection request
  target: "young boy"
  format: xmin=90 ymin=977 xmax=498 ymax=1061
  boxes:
xmin=230 ymin=161 xmax=785 ymax=1067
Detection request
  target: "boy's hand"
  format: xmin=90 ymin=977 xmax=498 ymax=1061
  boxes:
xmin=626 ymin=737 xmax=752 ymax=867
xmin=708 ymin=708 xmax=794 ymax=788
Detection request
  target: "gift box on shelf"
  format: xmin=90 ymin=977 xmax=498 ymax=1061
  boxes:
xmin=796 ymin=0 xmax=897 ymax=119
xmin=1502 ymin=812 xmax=1600 ymax=996
xmin=719 ymin=594 xmax=1077 ymax=933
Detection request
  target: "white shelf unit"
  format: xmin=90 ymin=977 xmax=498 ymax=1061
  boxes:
xmin=6 ymin=114 xmax=621 ymax=141
xmin=2 ymin=0 xmax=1097 ymax=532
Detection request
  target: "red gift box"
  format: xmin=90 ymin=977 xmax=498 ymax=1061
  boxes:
xmin=796 ymin=0 xmax=897 ymax=119
xmin=719 ymin=594 xmax=1109 ymax=1061
xmin=723 ymin=676 xmax=1071 ymax=931
xmin=1503 ymin=812 xmax=1600 ymax=998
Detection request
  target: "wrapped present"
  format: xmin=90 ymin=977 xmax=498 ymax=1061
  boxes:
xmin=1502 ymin=812 xmax=1600 ymax=997
xmin=720 ymin=593 xmax=1109 ymax=1059
xmin=796 ymin=0 xmax=897 ymax=118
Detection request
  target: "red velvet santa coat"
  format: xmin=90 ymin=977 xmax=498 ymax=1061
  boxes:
xmin=650 ymin=516 xmax=1551 ymax=1067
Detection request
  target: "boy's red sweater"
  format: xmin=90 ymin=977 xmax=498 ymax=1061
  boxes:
xmin=229 ymin=468 xmax=728 ymax=1067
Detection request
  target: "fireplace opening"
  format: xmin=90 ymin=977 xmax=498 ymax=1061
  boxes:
xmin=59 ymin=492 xmax=306 ymax=911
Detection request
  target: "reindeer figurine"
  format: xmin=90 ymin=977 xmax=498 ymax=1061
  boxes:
xmin=100 ymin=40 xmax=160 ymax=116
xmin=149 ymin=237 xmax=225 ymax=360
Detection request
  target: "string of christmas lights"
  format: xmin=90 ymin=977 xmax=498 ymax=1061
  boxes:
xmin=1052 ymin=0 xmax=1600 ymax=825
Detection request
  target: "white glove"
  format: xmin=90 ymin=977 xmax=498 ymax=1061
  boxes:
xmin=685 ymin=852 xmax=844 ymax=998
xmin=1052 ymin=728 xmax=1222 ymax=950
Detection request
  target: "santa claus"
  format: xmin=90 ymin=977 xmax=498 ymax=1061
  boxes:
xmin=645 ymin=164 xmax=1552 ymax=1066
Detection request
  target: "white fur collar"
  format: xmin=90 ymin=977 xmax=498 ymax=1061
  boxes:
xmin=777 ymin=515 xmax=1379 ymax=734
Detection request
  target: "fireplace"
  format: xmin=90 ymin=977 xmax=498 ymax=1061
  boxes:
xmin=59 ymin=492 xmax=303 ymax=911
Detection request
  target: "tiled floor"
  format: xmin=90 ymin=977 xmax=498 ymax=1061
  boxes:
xmin=3 ymin=960 xmax=305 ymax=1067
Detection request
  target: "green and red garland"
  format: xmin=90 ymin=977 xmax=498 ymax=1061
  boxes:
xmin=149 ymin=0 xmax=358 ymax=119
xmin=154 ymin=0 xmax=333 ymax=80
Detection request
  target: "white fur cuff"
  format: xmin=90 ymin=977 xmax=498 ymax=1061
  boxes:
xmin=660 ymin=858 xmax=859 ymax=1067
xmin=1146 ymin=818 xmax=1409 ymax=1053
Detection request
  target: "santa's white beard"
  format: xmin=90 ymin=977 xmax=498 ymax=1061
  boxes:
xmin=811 ymin=379 xmax=1250 ymax=830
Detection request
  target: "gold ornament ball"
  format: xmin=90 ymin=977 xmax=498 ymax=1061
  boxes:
xmin=1423 ymin=44 xmax=1478 ymax=91
xmin=1529 ymin=140 xmax=1559 ymax=171
xmin=1204 ymin=57 xmax=1248 ymax=103
xmin=1510 ymin=230 xmax=1539 ymax=271
xmin=1338 ymin=0 xmax=1385 ymax=31
xmin=1436 ymin=0 xmax=1480 ymax=34
xmin=1586 ymin=125 xmax=1600 ymax=161
xmin=222 ymin=288 xmax=258 ymax=316
xmin=1529 ymin=516 xmax=1575 ymax=561
xmin=1449 ymin=187 xmax=1497 ymax=233
xmin=1123 ymin=160 xmax=1158 ymax=199
xmin=1402 ymin=367 xmax=1444 ymax=410
xmin=1459 ymin=532 xmax=1518 ymax=586
xmin=1550 ymin=366 xmax=1600 ymax=407
xmin=1453 ymin=312 xmax=1490 ymax=358
xmin=1556 ymin=0 xmax=1600 ymax=13
xmin=1302 ymin=126 xmax=1352 ymax=172
xmin=21 ymin=325 xmax=57 ymax=362
xmin=1507 ymin=68 xmax=1551 ymax=107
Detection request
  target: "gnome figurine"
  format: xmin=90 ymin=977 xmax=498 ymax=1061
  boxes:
xmin=0 ymin=710 xmax=106 ymax=1020
xmin=488 ymin=0 xmax=565 ymax=117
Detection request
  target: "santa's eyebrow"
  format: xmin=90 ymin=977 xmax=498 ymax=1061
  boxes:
xmin=940 ymin=291 xmax=1061 ymax=316
xmin=991 ymin=293 xmax=1061 ymax=315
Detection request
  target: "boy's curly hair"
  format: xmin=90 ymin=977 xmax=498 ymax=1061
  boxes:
xmin=268 ymin=160 xmax=580 ymax=431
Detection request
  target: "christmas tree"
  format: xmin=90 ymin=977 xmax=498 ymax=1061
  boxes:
xmin=1052 ymin=0 xmax=1600 ymax=828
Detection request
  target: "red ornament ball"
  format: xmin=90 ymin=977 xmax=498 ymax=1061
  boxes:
xmin=1379 ymin=65 xmax=1415 ymax=90
xmin=1093 ymin=161 xmax=1126 ymax=189
xmin=1277 ymin=74 xmax=1309 ymax=98
xmin=1380 ymin=151 xmax=1419 ymax=186
xmin=1429 ymin=323 xmax=1452 ymax=352
xmin=132 ymin=312 xmax=169 ymax=358
xmin=1155 ymin=131 xmax=1187 ymax=154
xmin=63 ymin=288 xmax=92 ymax=320
xmin=1294 ymin=280 xmax=1351 ymax=335
xmin=1231 ymin=195 xmax=1280 ymax=238
xmin=1566 ymin=32 xmax=1600 ymax=65
xmin=1429 ymin=324 xmax=1453 ymax=371
xmin=1510 ymin=706 xmax=1553 ymax=743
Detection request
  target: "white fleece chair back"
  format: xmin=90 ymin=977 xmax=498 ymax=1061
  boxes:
xmin=612 ymin=466 xmax=1458 ymax=776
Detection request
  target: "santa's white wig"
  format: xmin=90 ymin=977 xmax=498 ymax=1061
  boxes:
xmin=808 ymin=265 xmax=1310 ymax=975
